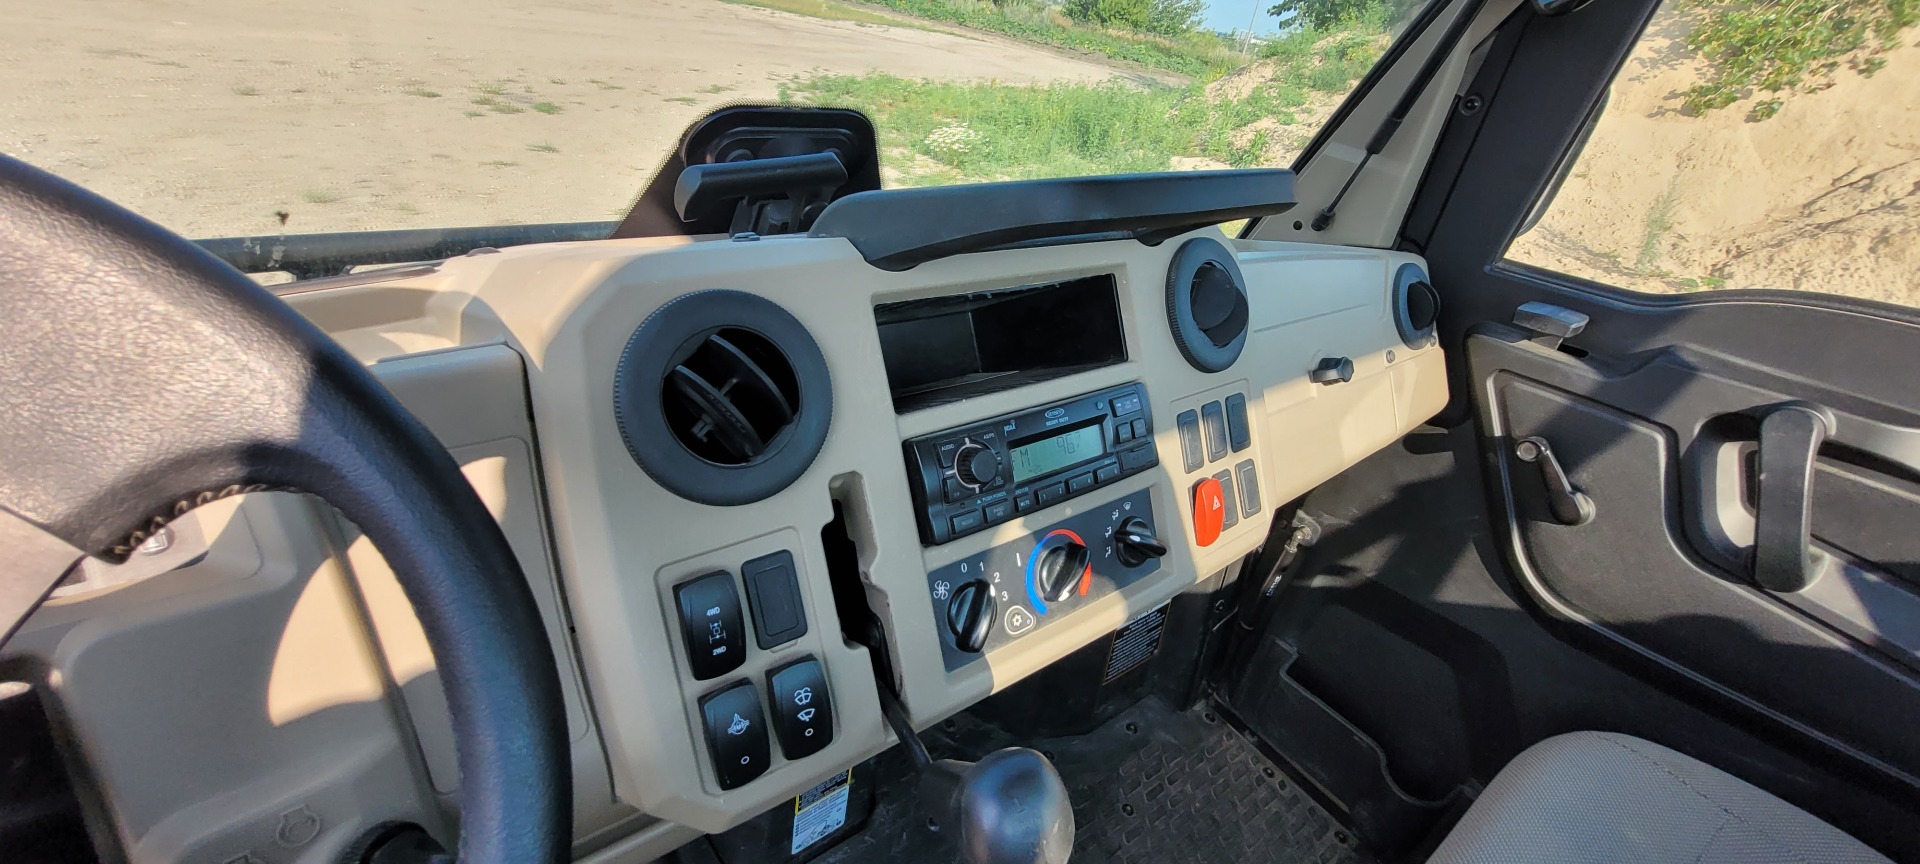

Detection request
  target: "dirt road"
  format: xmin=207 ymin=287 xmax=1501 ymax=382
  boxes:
xmin=0 ymin=0 xmax=1121 ymax=239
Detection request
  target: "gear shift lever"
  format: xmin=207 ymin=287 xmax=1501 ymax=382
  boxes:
xmin=879 ymin=689 xmax=1075 ymax=864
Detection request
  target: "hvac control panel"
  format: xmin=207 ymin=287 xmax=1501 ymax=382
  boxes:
xmin=904 ymin=383 xmax=1158 ymax=545
xmin=927 ymin=488 xmax=1164 ymax=671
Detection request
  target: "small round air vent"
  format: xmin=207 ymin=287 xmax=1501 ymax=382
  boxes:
xmin=1393 ymin=263 xmax=1440 ymax=349
xmin=1166 ymin=237 xmax=1250 ymax=373
xmin=613 ymin=290 xmax=831 ymax=506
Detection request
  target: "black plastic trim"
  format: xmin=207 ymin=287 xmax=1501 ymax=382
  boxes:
xmin=810 ymin=170 xmax=1294 ymax=271
xmin=613 ymin=291 xmax=832 ymax=506
xmin=195 ymin=221 xmax=614 ymax=278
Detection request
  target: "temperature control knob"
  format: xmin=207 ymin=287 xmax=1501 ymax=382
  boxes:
xmin=1114 ymin=517 xmax=1168 ymax=567
xmin=955 ymin=443 xmax=1000 ymax=488
xmin=1034 ymin=540 xmax=1091 ymax=603
xmin=946 ymin=579 xmax=996 ymax=653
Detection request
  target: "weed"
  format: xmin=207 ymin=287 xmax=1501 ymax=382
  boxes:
xmin=476 ymin=82 xmax=508 ymax=95
xmin=527 ymin=142 xmax=560 ymax=153
xmin=464 ymin=110 xmax=486 ymax=117
xmin=700 ymin=84 xmax=734 ymax=94
xmin=589 ymin=78 xmax=626 ymax=90
xmin=532 ymin=101 xmax=562 ymax=114
xmin=483 ymin=159 xmax=520 ymax=167
xmin=403 ymin=87 xmax=442 ymax=98
xmin=666 ymin=96 xmax=700 ymax=105
xmin=232 ymin=85 xmax=261 ymax=96
xmin=549 ymin=77 xmax=568 ymax=84
xmin=1636 ymin=174 xmax=1683 ymax=273
xmin=1683 ymin=0 xmax=1918 ymax=119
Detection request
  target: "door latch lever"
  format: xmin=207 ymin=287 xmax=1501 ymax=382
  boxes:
xmin=1515 ymin=436 xmax=1595 ymax=526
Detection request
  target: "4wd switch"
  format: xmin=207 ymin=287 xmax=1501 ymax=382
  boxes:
xmin=767 ymin=657 xmax=834 ymax=759
xmin=675 ymin=571 xmax=746 ymax=680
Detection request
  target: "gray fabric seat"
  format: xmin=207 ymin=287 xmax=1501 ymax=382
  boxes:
xmin=1427 ymin=731 xmax=1891 ymax=863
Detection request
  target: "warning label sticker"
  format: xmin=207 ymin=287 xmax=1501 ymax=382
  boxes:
xmin=791 ymin=769 xmax=852 ymax=855
xmin=1102 ymin=602 xmax=1169 ymax=683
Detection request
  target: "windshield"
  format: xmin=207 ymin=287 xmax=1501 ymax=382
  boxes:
xmin=2 ymin=0 xmax=1429 ymax=255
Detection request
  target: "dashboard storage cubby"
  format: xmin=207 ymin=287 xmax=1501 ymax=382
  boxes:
xmin=875 ymin=274 xmax=1126 ymax=413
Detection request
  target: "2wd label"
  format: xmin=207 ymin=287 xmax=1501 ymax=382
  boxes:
xmin=791 ymin=770 xmax=852 ymax=854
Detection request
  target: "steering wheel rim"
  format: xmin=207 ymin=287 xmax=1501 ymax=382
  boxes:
xmin=0 ymin=155 xmax=570 ymax=863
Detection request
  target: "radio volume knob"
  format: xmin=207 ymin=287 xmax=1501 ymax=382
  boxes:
xmin=955 ymin=443 xmax=1000 ymax=488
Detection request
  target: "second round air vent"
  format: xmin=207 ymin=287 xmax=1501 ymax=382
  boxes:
xmin=1166 ymin=237 xmax=1249 ymax=373
xmin=1393 ymin=263 xmax=1440 ymax=349
xmin=613 ymin=290 xmax=831 ymax=506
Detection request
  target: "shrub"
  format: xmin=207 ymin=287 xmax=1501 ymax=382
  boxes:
xmin=1682 ymin=0 xmax=1919 ymax=118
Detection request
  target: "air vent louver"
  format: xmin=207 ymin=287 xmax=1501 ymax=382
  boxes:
xmin=663 ymin=330 xmax=799 ymax=465
xmin=615 ymin=291 xmax=831 ymax=506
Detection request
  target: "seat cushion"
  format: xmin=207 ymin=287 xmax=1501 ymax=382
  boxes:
xmin=1427 ymin=731 xmax=1890 ymax=864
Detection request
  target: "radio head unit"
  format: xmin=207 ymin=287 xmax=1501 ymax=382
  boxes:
xmin=905 ymin=383 xmax=1157 ymax=545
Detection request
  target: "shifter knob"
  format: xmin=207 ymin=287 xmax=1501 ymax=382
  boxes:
xmin=923 ymin=748 xmax=1075 ymax=864
xmin=1114 ymin=517 xmax=1167 ymax=567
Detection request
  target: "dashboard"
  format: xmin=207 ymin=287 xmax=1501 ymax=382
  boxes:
xmin=2 ymin=225 xmax=1446 ymax=863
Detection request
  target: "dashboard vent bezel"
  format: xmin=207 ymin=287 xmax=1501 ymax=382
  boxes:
xmin=1165 ymin=236 xmax=1250 ymax=373
xmin=614 ymin=290 xmax=832 ymax=506
xmin=1393 ymin=263 xmax=1440 ymax=349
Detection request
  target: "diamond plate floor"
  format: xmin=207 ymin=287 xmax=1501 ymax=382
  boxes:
xmin=813 ymin=696 xmax=1367 ymax=864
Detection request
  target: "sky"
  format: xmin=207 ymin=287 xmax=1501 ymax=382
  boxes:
xmin=1202 ymin=0 xmax=1282 ymax=35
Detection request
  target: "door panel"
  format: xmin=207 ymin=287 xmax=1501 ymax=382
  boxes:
xmin=1469 ymin=327 xmax=1920 ymax=782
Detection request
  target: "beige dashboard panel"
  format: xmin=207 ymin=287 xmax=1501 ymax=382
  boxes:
xmin=270 ymin=227 xmax=1447 ymax=837
xmin=5 ymin=226 xmax=1447 ymax=858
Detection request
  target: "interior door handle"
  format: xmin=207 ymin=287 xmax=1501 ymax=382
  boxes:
xmin=1752 ymin=403 xmax=1835 ymax=592
xmin=1515 ymin=436 xmax=1594 ymax=526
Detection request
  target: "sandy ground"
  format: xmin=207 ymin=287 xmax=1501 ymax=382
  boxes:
xmin=0 ymin=0 xmax=1122 ymax=238
xmin=1508 ymin=7 xmax=1920 ymax=306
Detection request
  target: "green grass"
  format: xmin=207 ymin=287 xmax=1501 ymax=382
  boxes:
xmin=532 ymin=101 xmax=562 ymax=114
xmin=472 ymin=95 xmax=524 ymax=114
xmin=403 ymin=87 xmax=442 ymax=98
xmin=811 ymin=0 xmax=1239 ymax=76
xmin=666 ymin=95 xmax=700 ymax=105
xmin=785 ymin=66 xmax=1347 ymax=184
xmin=527 ymin=142 xmax=560 ymax=153
xmin=720 ymin=0 xmax=935 ymax=28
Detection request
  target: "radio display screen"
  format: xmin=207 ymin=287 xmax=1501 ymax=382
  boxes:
xmin=1008 ymin=423 xmax=1105 ymax=483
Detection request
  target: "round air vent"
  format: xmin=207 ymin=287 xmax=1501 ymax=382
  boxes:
xmin=1166 ymin=237 xmax=1250 ymax=373
xmin=1393 ymin=263 xmax=1440 ymax=349
xmin=613 ymin=290 xmax=831 ymax=506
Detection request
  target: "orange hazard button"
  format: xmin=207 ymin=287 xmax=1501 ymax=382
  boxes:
xmin=1192 ymin=477 xmax=1226 ymax=547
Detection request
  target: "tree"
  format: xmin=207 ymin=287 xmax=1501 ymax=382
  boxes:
xmin=1145 ymin=0 xmax=1206 ymax=36
xmin=1065 ymin=0 xmax=1202 ymax=36
xmin=1267 ymin=0 xmax=1403 ymax=31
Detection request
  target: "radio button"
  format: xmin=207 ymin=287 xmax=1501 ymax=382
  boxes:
xmin=1037 ymin=483 xmax=1068 ymax=507
xmin=936 ymin=440 xmax=961 ymax=468
xmin=984 ymin=500 xmax=1013 ymax=523
xmin=1110 ymin=391 xmax=1143 ymax=416
xmin=1095 ymin=464 xmax=1120 ymax=484
xmin=943 ymin=477 xmax=969 ymax=501
xmin=1115 ymin=424 xmax=1134 ymax=445
xmin=1131 ymin=418 xmax=1149 ymax=440
xmin=1120 ymin=445 xmax=1157 ymax=473
xmin=950 ymin=509 xmax=984 ymax=535
xmin=1014 ymin=492 xmax=1036 ymax=513
xmin=1213 ymin=469 xmax=1240 ymax=530
xmin=1067 ymin=473 xmax=1095 ymax=494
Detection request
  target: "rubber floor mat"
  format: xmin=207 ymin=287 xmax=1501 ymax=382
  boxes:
xmin=812 ymin=696 xmax=1366 ymax=864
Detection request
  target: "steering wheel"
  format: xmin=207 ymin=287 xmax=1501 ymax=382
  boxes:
xmin=0 ymin=155 xmax=570 ymax=862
